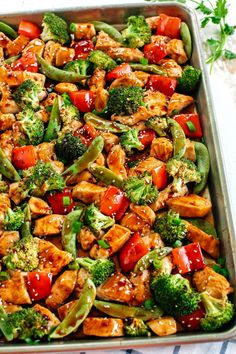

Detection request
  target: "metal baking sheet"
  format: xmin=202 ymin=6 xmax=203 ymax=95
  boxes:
xmin=0 ymin=2 xmax=236 ymax=352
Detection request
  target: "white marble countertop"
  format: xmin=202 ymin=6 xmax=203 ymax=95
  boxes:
xmin=1 ymin=1 xmax=236 ymax=353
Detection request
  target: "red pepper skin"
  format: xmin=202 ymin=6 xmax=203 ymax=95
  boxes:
xmin=47 ymin=189 xmax=75 ymax=215
xmin=100 ymin=186 xmax=130 ymax=221
xmin=146 ymin=75 xmax=177 ymax=97
xmin=18 ymin=20 xmax=41 ymax=39
xmin=172 ymin=242 xmax=206 ymax=274
xmin=27 ymin=272 xmax=52 ymax=301
xmin=119 ymin=232 xmax=149 ymax=273
xmin=106 ymin=63 xmax=132 ymax=81
xmin=157 ymin=14 xmax=181 ymax=39
xmin=75 ymin=123 xmax=97 ymax=146
xmin=178 ymin=303 xmax=206 ymax=330
xmin=70 ymin=90 xmax=95 ymax=113
xmin=72 ymin=40 xmax=94 ymax=59
xmin=143 ymin=43 xmax=167 ymax=64
xmin=173 ymin=114 xmax=203 ymax=139
xmin=138 ymin=129 xmax=156 ymax=148
xmin=12 ymin=51 xmax=38 ymax=72
xmin=12 ymin=145 xmax=38 ymax=170
xmin=152 ymin=164 xmax=168 ymax=190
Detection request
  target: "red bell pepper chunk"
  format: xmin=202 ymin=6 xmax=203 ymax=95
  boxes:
xmin=106 ymin=63 xmax=132 ymax=81
xmin=151 ymin=163 xmax=168 ymax=190
xmin=27 ymin=272 xmax=52 ymax=301
xmin=143 ymin=43 xmax=167 ymax=64
xmin=178 ymin=303 xmax=206 ymax=330
xmin=146 ymin=75 xmax=177 ymax=97
xmin=75 ymin=123 xmax=97 ymax=146
xmin=119 ymin=232 xmax=149 ymax=273
xmin=173 ymin=114 xmax=203 ymax=139
xmin=47 ymin=188 xmax=75 ymax=215
xmin=172 ymin=242 xmax=206 ymax=274
xmin=18 ymin=20 xmax=41 ymax=39
xmin=69 ymin=90 xmax=95 ymax=113
xmin=157 ymin=13 xmax=181 ymax=39
xmin=12 ymin=145 xmax=38 ymax=170
xmin=72 ymin=39 xmax=94 ymax=59
xmin=11 ymin=51 xmax=38 ymax=73
xmin=100 ymin=186 xmax=130 ymax=221
xmin=138 ymin=129 xmax=156 ymax=148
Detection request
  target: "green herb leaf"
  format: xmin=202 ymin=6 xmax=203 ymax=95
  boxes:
xmin=224 ymin=50 xmax=236 ymax=59
xmin=223 ymin=24 xmax=235 ymax=35
xmin=196 ymin=2 xmax=212 ymax=15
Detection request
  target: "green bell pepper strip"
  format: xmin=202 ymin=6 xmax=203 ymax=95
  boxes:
xmin=84 ymin=112 xmax=130 ymax=133
xmin=88 ymin=163 xmax=123 ymax=189
xmin=94 ymin=300 xmax=163 ymax=320
xmin=36 ymin=55 xmax=89 ymax=82
xmin=129 ymin=63 xmax=168 ymax=76
xmin=0 ymin=305 xmax=14 ymax=341
xmin=91 ymin=20 xmax=123 ymax=43
xmin=180 ymin=22 xmax=192 ymax=59
xmin=50 ymin=278 xmax=96 ymax=338
xmin=44 ymin=96 xmax=60 ymax=142
xmin=0 ymin=147 xmax=20 ymax=182
xmin=167 ymin=118 xmax=186 ymax=159
xmin=0 ymin=21 xmax=17 ymax=39
xmin=62 ymin=135 xmax=104 ymax=176
xmin=4 ymin=54 xmax=20 ymax=65
xmin=61 ymin=207 xmax=84 ymax=259
xmin=193 ymin=141 xmax=210 ymax=194
xmin=134 ymin=247 xmax=172 ymax=273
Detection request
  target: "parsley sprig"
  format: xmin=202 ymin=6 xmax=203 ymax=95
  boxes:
xmin=145 ymin=0 xmax=236 ymax=70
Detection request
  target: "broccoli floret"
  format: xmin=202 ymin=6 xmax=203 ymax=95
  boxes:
xmin=123 ymin=172 xmax=158 ymax=205
xmin=9 ymin=308 xmax=48 ymax=342
xmin=120 ymin=129 xmax=144 ymax=153
xmin=200 ymin=292 xmax=235 ymax=331
xmin=55 ymin=132 xmax=86 ymax=163
xmin=166 ymin=158 xmax=201 ymax=188
xmin=88 ymin=50 xmax=117 ymax=71
xmin=59 ymin=93 xmax=81 ymax=133
xmin=83 ymin=204 xmax=115 ymax=234
xmin=3 ymin=236 xmax=39 ymax=271
xmin=151 ymin=273 xmax=200 ymax=317
xmin=64 ymin=59 xmax=91 ymax=76
xmin=74 ymin=257 xmax=115 ymax=287
xmin=145 ymin=117 xmax=168 ymax=136
xmin=2 ymin=207 xmax=25 ymax=231
xmin=124 ymin=318 xmax=151 ymax=337
xmin=41 ymin=12 xmax=70 ymax=45
xmin=177 ymin=66 xmax=201 ymax=94
xmin=13 ymin=79 xmax=44 ymax=110
xmin=17 ymin=107 xmax=44 ymax=146
xmin=122 ymin=15 xmax=151 ymax=48
xmin=107 ymin=86 xmax=144 ymax=116
xmin=153 ymin=210 xmax=187 ymax=246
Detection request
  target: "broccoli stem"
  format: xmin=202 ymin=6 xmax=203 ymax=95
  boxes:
xmin=91 ymin=21 xmax=123 ymax=43
xmin=88 ymin=163 xmax=123 ymax=188
xmin=61 ymin=207 xmax=83 ymax=259
xmin=0 ymin=147 xmax=20 ymax=182
xmin=84 ymin=112 xmax=130 ymax=133
xmin=44 ymin=96 xmax=61 ymax=142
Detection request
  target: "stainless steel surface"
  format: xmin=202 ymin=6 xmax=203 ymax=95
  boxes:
xmin=0 ymin=2 xmax=236 ymax=352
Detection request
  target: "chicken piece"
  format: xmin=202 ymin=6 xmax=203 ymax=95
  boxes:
xmin=33 ymin=214 xmax=65 ymax=236
xmin=66 ymin=170 xmax=94 ymax=186
xmin=6 ymin=34 xmax=30 ymax=56
xmin=0 ymin=82 xmax=20 ymax=114
xmin=166 ymin=194 xmax=212 ymax=217
xmin=157 ymin=255 xmax=173 ymax=275
xmin=150 ymin=183 xmax=188 ymax=212
xmin=78 ymin=226 xmax=96 ymax=251
xmin=37 ymin=238 xmax=73 ymax=275
xmin=23 ymin=38 xmax=45 ymax=56
xmin=9 ymin=182 xmax=25 ymax=205
xmin=184 ymin=138 xmax=196 ymax=161
xmin=193 ymin=266 xmax=233 ymax=299
xmin=159 ymin=59 xmax=182 ymax=78
xmin=48 ymin=161 xmax=64 ymax=175
xmin=89 ymin=243 xmax=111 ymax=260
xmin=0 ymin=65 xmax=23 ymax=86
xmin=0 ymin=113 xmax=15 ymax=130
xmin=107 ymin=47 xmax=144 ymax=62
xmin=97 ymin=272 xmax=133 ymax=303
xmin=55 ymin=47 xmax=75 ymax=67
xmin=36 ymin=142 xmax=56 ymax=162
xmin=185 ymin=221 xmax=220 ymax=258
xmin=33 ymin=304 xmax=60 ymax=328
xmin=95 ymin=30 xmax=121 ymax=51
xmin=129 ymin=156 xmax=165 ymax=177
xmin=130 ymin=204 xmax=156 ymax=226
xmin=130 ymin=270 xmax=151 ymax=305
xmin=0 ymin=130 xmax=13 ymax=158
xmin=0 ymin=32 xmax=11 ymax=48
xmin=46 ymin=270 xmax=77 ymax=309
xmin=151 ymin=35 xmax=170 ymax=45
xmin=35 ymin=107 xmax=50 ymax=123
xmin=142 ymin=231 xmax=164 ymax=250
xmin=75 ymin=267 xmax=89 ymax=298
xmin=144 ymin=90 xmax=168 ymax=117
xmin=107 ymin=144 xmax=127 ymax=179
xmin=109 ymin=72 xmax=144 ymax=90
xmin=148 ymin=317 xmax=177 ymax=336
xmin=0 ymin=193 xmax=11 ymax=216
xmin=23 ymin=72 xmax=46 ymax=88
xmin=0 ymin=231 xmax=20 ymax=256
xmin=43 ymin=40 xmax=61 ymax=64
xmin=72 ymin=181 xmax=106 ymax=205
xmin=103 ymin=224 xmax=131 ymax=255
xmin=120 ymin=212 xmax=150 ymax=234
xmin=72 ymin=23 xmax=96 ymax=40
xmin=168 ymin=93 xmax=194 ymax=116
xmin=83 ymin=318 xmax=124 ymax=337
xmin=0 ymin=47 xmax=4 ymax=63
xmin=167 ymin=39 xmax=188 ymax=64
xmin=0 ymin=271 xmax=31 ymax=305
xmin=134 ymin=71 xmax=150 ymax=86
xmin=2 ymin=303 xmax=22 ymax=314
xmin=29 ymin=197 xmax=52 ymax=218
xmin=94 ymin=88 xmax=109 ymax=112
xmin=88 ymin=68 xmax=106 ymax=91
xmin=54 ymin=82 xmax=78 ymax=94
xmin=146 ymin=16 xmax=160 ymax=30
xmin=150 ymin=137 xmax=173 ymax=162
xmin=58 ymin=300 xmax=77 ymax=320
xmin=100 ymin=132 xmax=119 ymax=153
xmin=111 ymin=106 xmax=151 ymax=126
xmin=41 ymin=92 xmax=58 ymax=109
